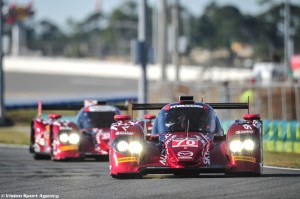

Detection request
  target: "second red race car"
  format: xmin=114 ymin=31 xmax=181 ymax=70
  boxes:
xmin=109 ymin=96 xmax=263 ymax=178
xmin=29 ymin=100 xmax=120 ymax=161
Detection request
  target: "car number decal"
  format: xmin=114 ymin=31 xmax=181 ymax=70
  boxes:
xmin=172 ymin=139 xmax=199 ymax=148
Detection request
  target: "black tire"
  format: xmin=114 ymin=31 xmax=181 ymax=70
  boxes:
xmin=225 ymin=172 xmax=261 ymax=177
xmin=111 ymin=173 xmax=142 ymax=179
xmin=29 ymin=145 xmax=34 ymax=153
xmin=33 ymin=153 xmax=49 ymax=160
xmin=50 ymin=146 xmax=57 ymax=161
xmin=95 ymin=156 xmax=109 ymax=162
xmin=29 ymin=122 xmax=35 ymax=154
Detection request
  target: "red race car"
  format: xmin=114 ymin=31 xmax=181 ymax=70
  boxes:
xmin=29 ymin=100 xmax=120 ymax=161
xmin=143 ymin=114 xmax=156 ymax=141
xmin=109 ymin=96 xmax=263 ymax=178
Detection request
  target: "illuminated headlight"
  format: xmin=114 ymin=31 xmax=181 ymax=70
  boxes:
xmin=229 ymin=140 xmax=243 ymax=153
xmin=116 ymin=140 xmax=129 ymax=152
xmin=243 ymin=139 xmax=255 ymax=151
xmin=59 ymin=133 xmax=69 ymax=143
xmin=128 ymin=141 xmax=143 ymax=154
xmin=68 ymin=133 xmax=80 ymax=144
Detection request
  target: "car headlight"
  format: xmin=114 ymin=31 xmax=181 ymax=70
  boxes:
xmin=128 ymin=141 xmax=143 ymax=154
xmin=59 ymin=133 xmax=69 ymax=143
xmin=230 ymin=140 xmax=243 ymax=152
xmin=69 ymin=133 xmax=80 ymax=144
xmin=243 ymin=139 xmax=255 ymax=151
xmin=116 ymin=140 xmax=129 ymax=152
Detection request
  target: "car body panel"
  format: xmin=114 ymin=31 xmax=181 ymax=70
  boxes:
xmin=30 ymin=100 xmax=120 ymax=161
xmin=109 ymin=97 xmax=262 ymax=178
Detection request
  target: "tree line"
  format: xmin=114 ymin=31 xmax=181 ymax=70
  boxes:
xmin=3 ymin=1 xmax=300 ymax=66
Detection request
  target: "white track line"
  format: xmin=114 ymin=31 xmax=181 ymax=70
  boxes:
xmin=0 ymin=143 xmax=28 ymax=149
xmin=264 ymin=165 xmax=300 ymax=171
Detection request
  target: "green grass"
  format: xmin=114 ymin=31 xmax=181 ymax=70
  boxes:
xmin=6 ymin=109 xmax=78 ymax=125
xmin=264 ymin=151 xmax=300 ymax=168
xmin=0 ymin=127 xmax=30 ymax=145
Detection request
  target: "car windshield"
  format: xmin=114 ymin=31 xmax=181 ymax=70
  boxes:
xmin=80 ymin=111 xmax=116 ymax=129
xmin=163 ymin=107 xmax=216 ymax=133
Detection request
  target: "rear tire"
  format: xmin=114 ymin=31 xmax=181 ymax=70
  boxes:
xmin=29 ymin=145 xmax=34 ymax=153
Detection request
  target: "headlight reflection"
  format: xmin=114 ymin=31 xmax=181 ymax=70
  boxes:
xmin=59 ymin=132 xmax=80 ymax=144
xmin=116 ymin=140 xmax=143 ymax=154
xmin=229 ymin=139 xmax=255 ymax=152
xmin=59 ymin=133 xmax=69 ymax=143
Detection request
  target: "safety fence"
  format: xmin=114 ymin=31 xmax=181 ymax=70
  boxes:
xmin=263 ymin=120 xmax=300 ymax=154
xmin=150 ymin=81 xmax=300 ymax=121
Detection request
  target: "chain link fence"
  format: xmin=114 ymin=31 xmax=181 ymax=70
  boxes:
xmin=150 ymin=81 xmax=300 ymax=121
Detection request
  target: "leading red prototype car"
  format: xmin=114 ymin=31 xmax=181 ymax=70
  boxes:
xmin=109 ymin=96 xmax=263 ymax=178
xmin=29 ymin=100 xmax=120 ymax=160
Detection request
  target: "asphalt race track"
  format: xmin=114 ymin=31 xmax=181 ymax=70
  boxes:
xmin=5 ymin=72 xmax=138 ymax=103
xmin=0 ymin=146 xmax=300 ymax=199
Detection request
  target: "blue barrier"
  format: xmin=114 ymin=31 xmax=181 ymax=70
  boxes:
xmin=5 ymin=96 xmax=138 ymax=110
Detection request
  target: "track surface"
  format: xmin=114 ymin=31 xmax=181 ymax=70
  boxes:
xmin=0 ymin=147 xmax=300 ymax=199
xmin=5 ymin=72 xmax=138 ymax=102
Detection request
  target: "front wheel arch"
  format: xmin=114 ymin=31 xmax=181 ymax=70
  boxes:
xmin=29 ymin=121 xmax=35 ymax=153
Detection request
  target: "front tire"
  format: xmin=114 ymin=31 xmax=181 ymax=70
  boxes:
xmin=33 ymin=153 xmax=49 ymax=160
xmin=111 ymin=173 xmax=142 ymax=179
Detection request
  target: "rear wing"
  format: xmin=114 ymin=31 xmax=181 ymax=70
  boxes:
xmin=37 ymin=100 xmax=83 ymax=119
xmin=116 ymin=102 xmax=249 ymax=121
xmin=115 ymin=102 xmax=249 ymax=121
xmin=119 ymin=103 xmax=248 ymax=110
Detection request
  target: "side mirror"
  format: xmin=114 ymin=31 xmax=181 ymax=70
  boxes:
xmin=114 ymin=115 xmax=131 ymax=122
xmin=144 ymin=114 xmax=156 ymax=120
xmin=48 ymin=114 xmax=62 ymax=120
xmin=243 ymin=114 xmax=261 ymax=120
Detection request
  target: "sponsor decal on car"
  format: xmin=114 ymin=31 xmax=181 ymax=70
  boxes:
xmin=172 ymin=139 xmax=199 ymax=148
xmin=177 ymin=151 xmax=193 ymax=160
xmin=232 ymin=156 xmax=256 ymax=163
xmin=203 ymin=151 xmax=210 ymax=165
xmin=253 ymin=120 xmax=261 ymax=129
xmin=117 ymin=156 xmax=138 ymax=163
xmin=121 ymin=126 xmax=130 ymax=131
xmin=159 ymin=154 xmax=167 ymax=165
xmin=60 ymin=145 xmax=79 ymax=152
xmin=243 ymin=124 xmax=252 ymax=130
xmin=60 ymin=126 xmax=73 ymax=131
xmin=115 ymin=131 xmax=135 ymax=135
xmin=170 ymin=104 xmax=203 ymax=109
xmin=235 ymin=130 xmax=254 ymax=134
xmin=101 ymin=133 xmax=110 ymax=140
